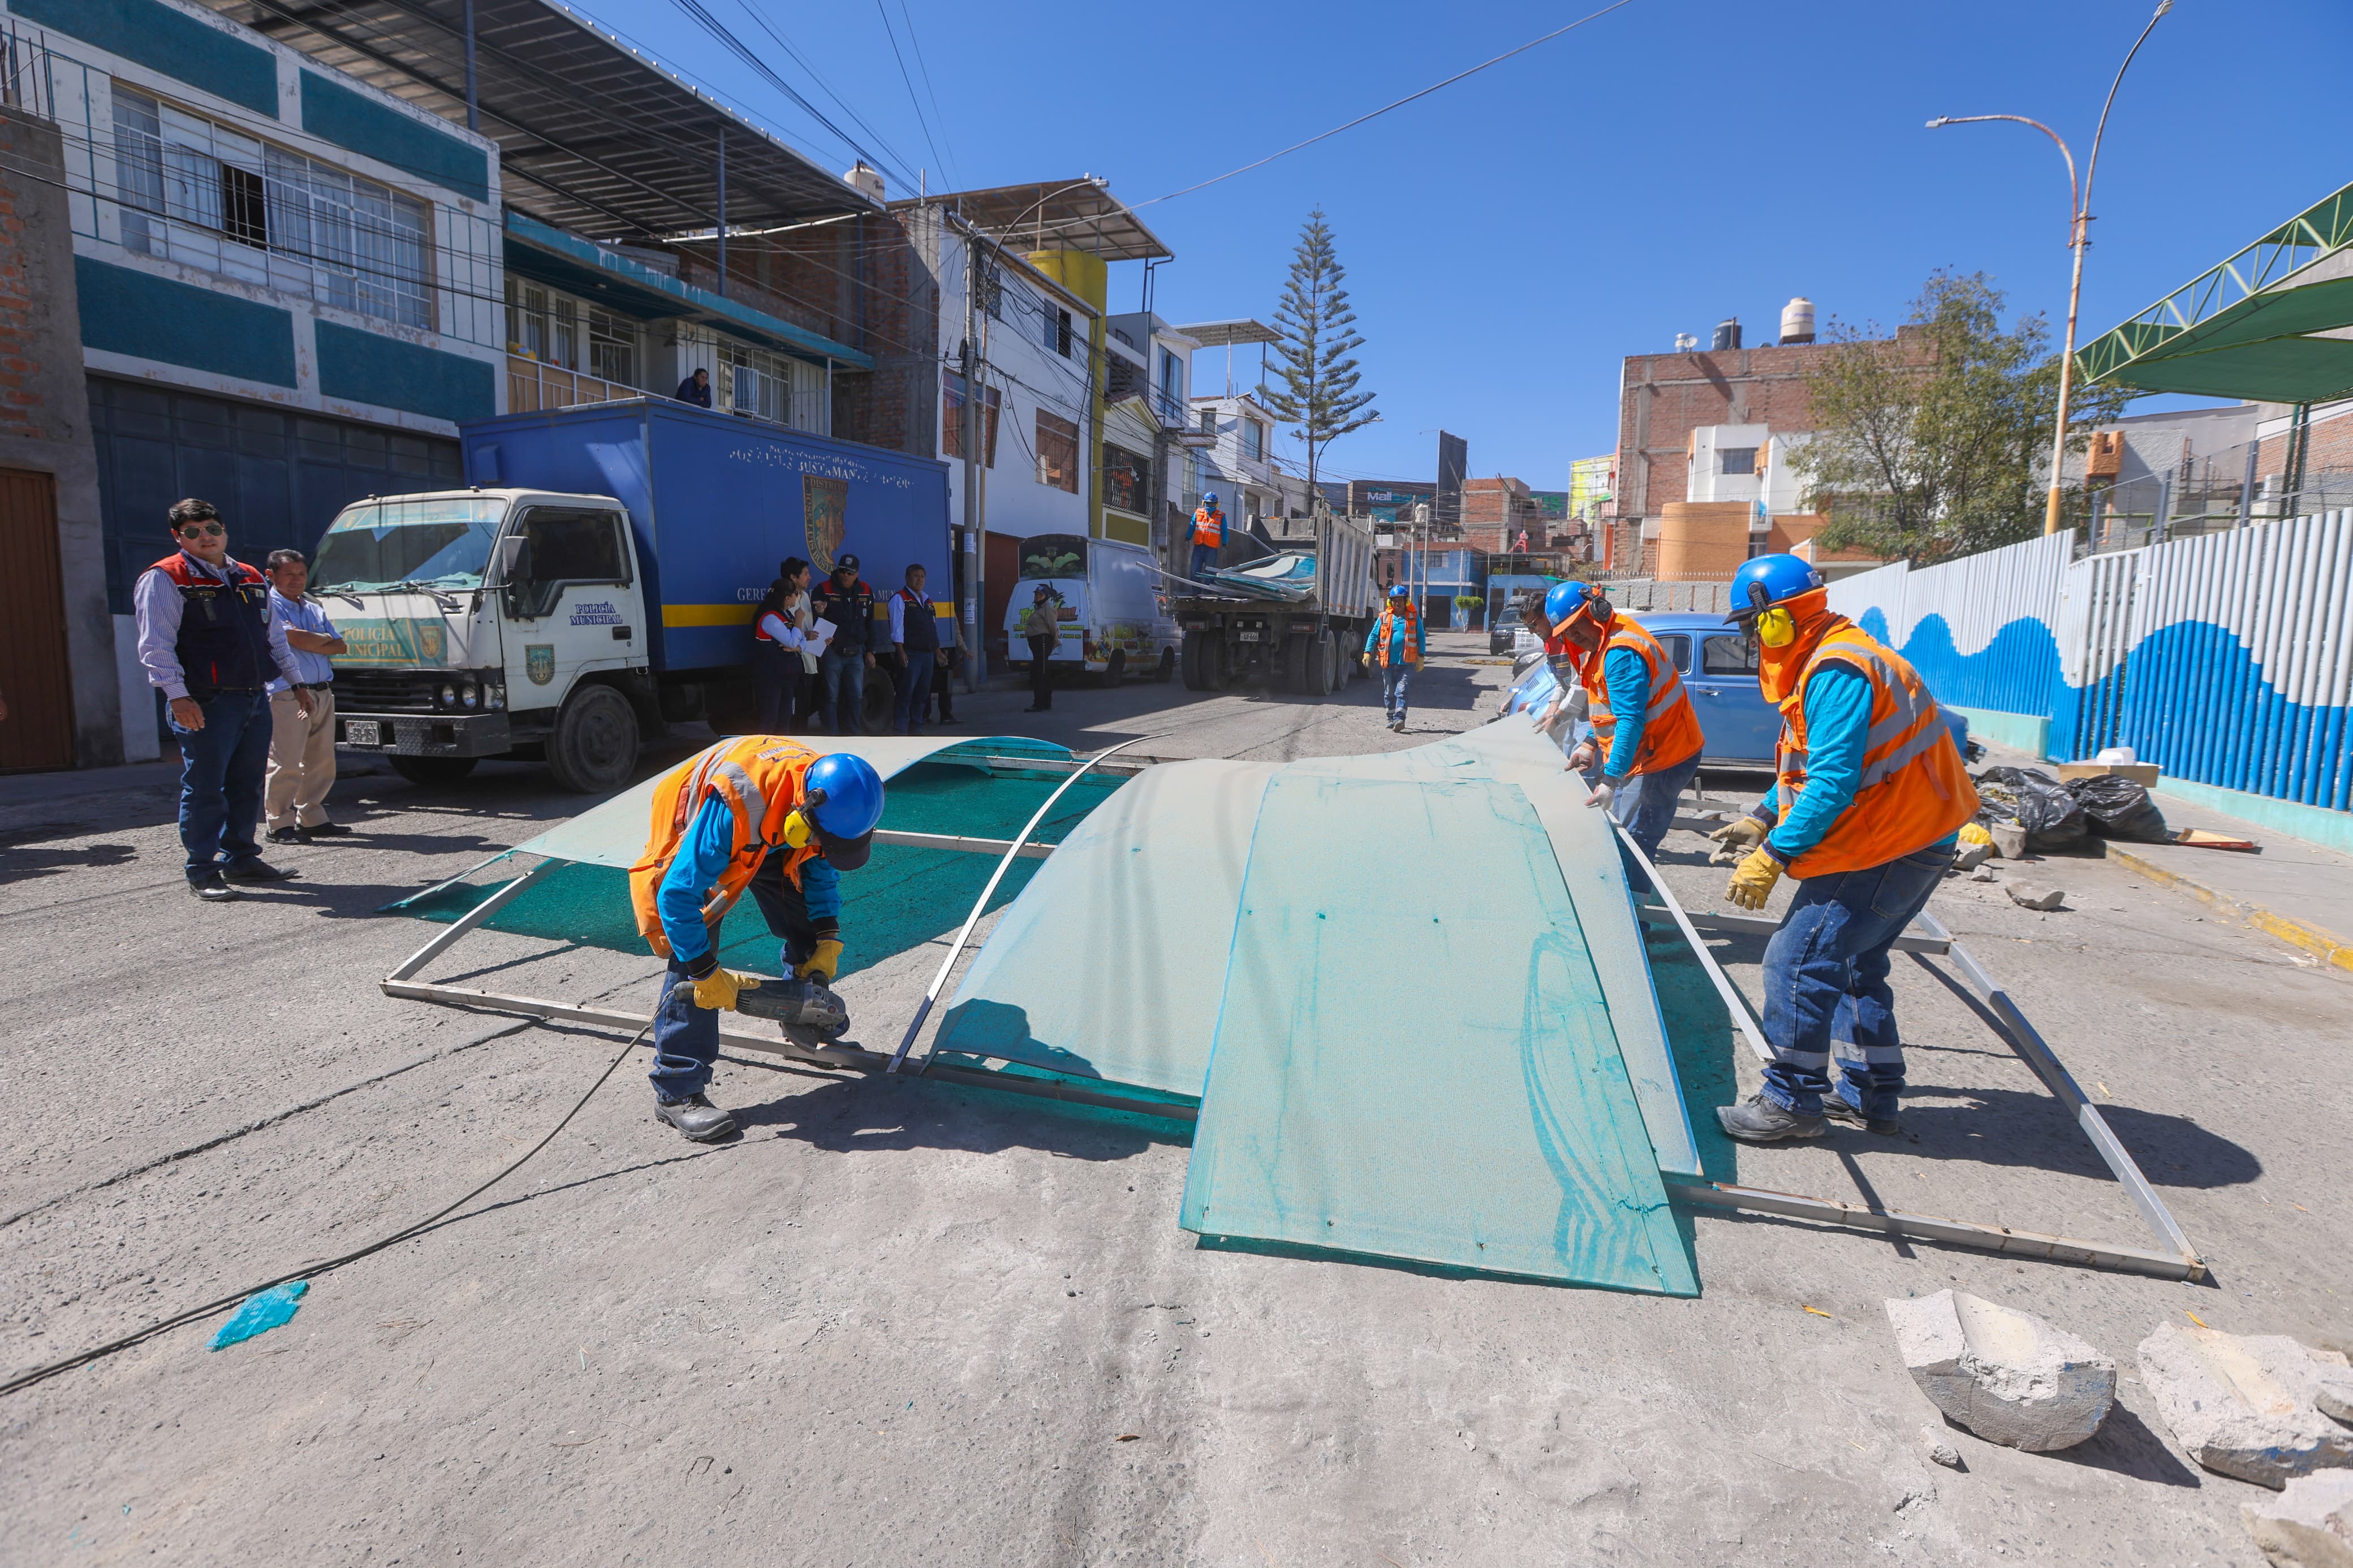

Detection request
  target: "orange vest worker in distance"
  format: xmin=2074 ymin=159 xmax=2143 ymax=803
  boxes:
xmin=1541 ymin=580 xmax=1704 ymax=861
xmin=1364 ymin=585 xmax=1423 ymax=733
xmin=1708 ymin=553 xmax=1979 ymax=1148
xmin=625 ymin=737 xmax=885 ymax=1143
xmin=1187 ymin=491 xmax=1227 ymax=581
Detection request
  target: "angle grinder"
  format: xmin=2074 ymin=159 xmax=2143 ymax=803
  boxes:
xmin=735 ymin=975 xmax=851 ymax=1041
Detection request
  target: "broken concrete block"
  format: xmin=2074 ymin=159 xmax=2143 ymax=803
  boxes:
xmin=1886 ymin=1290 xmax=2116 ymax=1451
xmin=2243 ymin=1471 xmax=2353 ymax=1568
xmin=2139 ymin=1324 xmax=2353 ymax=1488
xmin=1953 ymin=840 xmax=1993 ymax=871
xmin=2007 ymin=883 xmax=2066 ymax=911
xmin=1970 ymin=865 xmax=1998 ymax=883
xmin=1922 ymin=1426 xmax=1964 ymax=1468
xmin=2317 ymin=1375 xmax=2353 ymax=1427
xmin=1989 ymin=822 xmax=2028 ymax=859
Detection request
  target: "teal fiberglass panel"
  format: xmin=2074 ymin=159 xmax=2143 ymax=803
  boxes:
xmin=1179 ymin=772 xmax=1697 ymax=1296
xmin=932 ymin=758 xmax=1278 ymax=1095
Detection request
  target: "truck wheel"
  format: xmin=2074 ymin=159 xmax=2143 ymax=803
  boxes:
xmin=1155 ymin=647 xmax=1176 ymax=684
xmin=1316 ymin=629 xmax=1340 ymax=695
xmin=545 ymin=683 xmax=641 ymax=793
xmin=1099 ymin=650 xmax=1126 ymax=688
xmin=1180 ymin=628 xmax=1218 ymax=691
xmin=860 ymin=667 xmax=897 ymax=734
xmin=1284 ymin=634 xmax=1320 ymax=698
xmin=390 ymin=755 xmax=478 ymax=786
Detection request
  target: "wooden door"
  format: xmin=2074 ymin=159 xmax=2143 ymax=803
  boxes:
xmin=0 ymin=467 xmax=75 ymax=772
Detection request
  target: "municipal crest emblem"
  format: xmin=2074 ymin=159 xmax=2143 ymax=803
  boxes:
xmin=803 ymin=474 xmax=847 ymax=573
xmin=525 ymin=643 xmax=556 ymax=685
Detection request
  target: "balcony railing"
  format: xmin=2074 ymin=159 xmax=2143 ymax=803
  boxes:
xmin=508 ymin=356 xmax=641 ymax=413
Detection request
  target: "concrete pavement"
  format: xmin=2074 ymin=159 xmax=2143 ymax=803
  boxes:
xmin=2 ymin=630 xmax=2345 ymax=1566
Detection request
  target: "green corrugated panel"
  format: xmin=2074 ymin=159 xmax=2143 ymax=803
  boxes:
xmin=1179 ymin=772 xmax=1698 ymax=1296
xmin=933 ymin=759 xmax=1277 ymax=1094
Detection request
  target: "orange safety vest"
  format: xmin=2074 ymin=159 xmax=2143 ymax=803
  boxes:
xmin=1576 ymin=617 xmax=1703 ymax=777
xmin=1191 ymin=507 xmax=1225 ymax=548
xmin=627 ymin=735 xmax=825 ymax=957
xmin=1772 ymin=620 xmax=1979 ymax=879
xmin=1374 ymin=603 xmax=1420 ymax=665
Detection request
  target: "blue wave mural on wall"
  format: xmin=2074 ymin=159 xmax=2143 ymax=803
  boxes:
xmin=1845 ymin=603 xmax=2351 ymax=810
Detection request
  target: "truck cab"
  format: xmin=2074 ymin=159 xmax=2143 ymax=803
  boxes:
xmin=1003 ymin=533 xmax=1179 ymax=685
xmin=314 ymin=487 xmax=649 ymax=792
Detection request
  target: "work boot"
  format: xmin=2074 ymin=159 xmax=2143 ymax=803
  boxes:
xmin=187 ymin=870 xmax=242 ymax=902
xmin=266 ymin=826 xmax=305 ymax=845
xmin=222 ymin=858 xmax=299 ymax=883
xmin=1715 ymin=1093 xmax=1826 ymax=1143
xmin=1822 ymin=1094 xmax=1902 ymax=1137
xmin=304 ymin=822 xmax=352 ymax=837
xmin=654 ymin=1093 xmax=738 ymax=1143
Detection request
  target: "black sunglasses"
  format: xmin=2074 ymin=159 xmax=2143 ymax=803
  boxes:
xmin=177 ymin=521 xmax=227 ymax=537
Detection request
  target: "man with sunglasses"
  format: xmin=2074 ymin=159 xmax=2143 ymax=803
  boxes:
xmin=1542 ymin=579 xmax=1704 ymax=862
xmin=134 ymin=499 xmax=309 ymax=902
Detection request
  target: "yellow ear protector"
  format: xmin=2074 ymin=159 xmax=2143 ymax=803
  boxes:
xmin=779 ymin=787 xmax=828 ymax=850
xmin=1739 ymin=582 xmax=1799 ymax=647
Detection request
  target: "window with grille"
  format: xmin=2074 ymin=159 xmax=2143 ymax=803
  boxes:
xmin=719 ymin=342 xmax=829 ymax=434
xmin=942 ymin=369 xmax=1000 ymax=466
xmin=1036 ymin=411 xmax=1079 ymax=493
xmin=113 ymin=85 xmax=433 ymax=331
xmin=1102 ymin=444 xmax=1150 ymax=513
xmin=1720 ymin=447 xmax=1757 ymax=476
xmin=1046 ymin=307 xmax=1072 ymax=358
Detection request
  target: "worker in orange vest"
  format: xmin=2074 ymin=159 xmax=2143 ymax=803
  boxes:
xmin=1708 ymin=554 xmax=1979 ymax=1144
xmin=627 ymin=740 xmax=885 ymax=1142
xmin=1362 ymin=584 xmax=1424 ymax=732
xmin=1188 ymin=491 xmax=1226 ymax=581
xmin=1540 ymin=580 xmax=1704 ymax=861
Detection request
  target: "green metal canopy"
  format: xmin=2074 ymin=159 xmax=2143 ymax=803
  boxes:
xmin=2079 ymin=182 xmax=2353 ymax=403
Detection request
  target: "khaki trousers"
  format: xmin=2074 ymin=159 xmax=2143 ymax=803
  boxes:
xmin=265 ymin=689 xmax=338 ymax=830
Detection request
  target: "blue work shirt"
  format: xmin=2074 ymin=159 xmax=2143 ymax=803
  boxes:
xmin=1757 ymin=666 xmax=1959 ymax=862
xmin=1599 ymin=646 xmax=1649 ymax=781
xmin=268 ymin=590 xmax=340 ymax=692
xmin=656 ymin=797 xmax=842 ymax=965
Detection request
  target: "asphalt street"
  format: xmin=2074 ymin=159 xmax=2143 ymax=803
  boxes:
xmin=2 ymin=630 xmax=2345 ymax=1566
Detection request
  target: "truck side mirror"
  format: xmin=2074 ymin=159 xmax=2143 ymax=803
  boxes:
xmin=497 ymin=534 xmax=530 ymax=585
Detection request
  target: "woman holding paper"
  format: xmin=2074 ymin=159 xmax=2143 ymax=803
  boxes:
xmin=753 ymin=558 xmax=823 ymax=733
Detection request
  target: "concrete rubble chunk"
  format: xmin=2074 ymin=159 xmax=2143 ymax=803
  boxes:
xmin=2139 ymin=1324 xmax=2353 ymax=1488
xmin=1970 ymin=865 xmax=1999 ymax=883
xmin=2007 ymin=883 xmax=2066 ymax=911
xmin=1922 ymin=1426 xmax=1964 ymax=1469
xmin=1989 ymin=823 xmax=2028 ymax=859
xmin=1885 ymin=1290 xmax=2116 ymax=1451
xmin=2243 ymin=1471 xmax=2353 ymax=1568
xmin=2318 ymin=1376 xmax=2353 ymax=1427
xmin=1953 ymin=840 xmax=1993 ymax=871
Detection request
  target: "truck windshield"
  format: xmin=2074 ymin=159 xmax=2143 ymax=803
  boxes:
xmin=311 ymin=498 xmax=507 ymax=593
xmin=1018 ymin=535 xmax=1087 ymax=580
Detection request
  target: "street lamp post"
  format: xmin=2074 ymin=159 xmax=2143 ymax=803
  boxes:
xmin=1929 ymin=0 xmax=2171 ymax=537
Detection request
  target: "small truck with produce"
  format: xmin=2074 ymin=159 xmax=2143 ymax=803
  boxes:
xmin=1171 ymin=512 xmax=1378 ymax=698
xmin=311 ymin=399 xmax=950 ymax=792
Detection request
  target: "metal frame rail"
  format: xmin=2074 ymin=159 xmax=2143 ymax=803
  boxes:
xmin=1617 ymin=823 xmax=2204 ymax=1281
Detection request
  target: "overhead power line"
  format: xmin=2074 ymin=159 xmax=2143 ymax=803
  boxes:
xmin=894 ymin=0 xmax=960 ymax=188
xmin=664 ymin=0 xmax=911 ymax=188
xmin=872 ymin=0 xmax=949 ymax=189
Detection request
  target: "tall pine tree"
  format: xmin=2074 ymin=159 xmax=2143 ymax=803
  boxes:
xmin=1264 ymin=209 xmax=1378 ymax=506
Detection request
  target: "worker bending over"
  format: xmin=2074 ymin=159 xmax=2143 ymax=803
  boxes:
xmin=627 ymin=738 xmax=886 ymax=1142
xmin=1541 ymin=580 xmax=1704 ymax=860
xmin=1364 ymin=584 xmax=1424 ymax=733
xmin=1709 ymin=554 xmax=1977 ymax=1144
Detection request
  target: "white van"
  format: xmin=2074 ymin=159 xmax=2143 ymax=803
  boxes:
xmin=1003 ymin=532 xmax=1180 ymax=684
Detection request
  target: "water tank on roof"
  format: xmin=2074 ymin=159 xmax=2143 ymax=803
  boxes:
xmin=1781 ymin=297 xmax=1816 ymax=344
xmin=1712 ymin=318 xmax=1742 ymax=352
xmin=843 ymin=161 xmax=886 ymax=202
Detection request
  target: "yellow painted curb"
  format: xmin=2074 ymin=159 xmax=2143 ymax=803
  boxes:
xmin=2101 ymin=843 xmax=2353 ymax=974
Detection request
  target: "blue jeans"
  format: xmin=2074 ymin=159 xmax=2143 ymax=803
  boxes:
xmin=1579 ymin=750 xmax=1700 ymax=865
xmin=650 ymin=853 xmax=822 ymax=1103
xmin=817 ymin=645 xmax=865 ymax=736
xmin=1189 ymin=543 xmax=1217 ymax=580
xmin=1379 ymin=663 xmax=1411 ymax=721
xmin=1759 ymin=844 xmax=1952 ymax=1120
xmin=169 ymin=689 xmax=273 ymax=876
xmin=892 ymin=651 xmax=938 ymax=734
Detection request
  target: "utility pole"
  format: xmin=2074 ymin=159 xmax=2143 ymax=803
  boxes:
xmin=714 ymin=127 xmax=727 ymax=299
xmin=462 ymin=0 xmax=478 ymax=131
xmin=960 ymin=214 xmax=984 ymax=688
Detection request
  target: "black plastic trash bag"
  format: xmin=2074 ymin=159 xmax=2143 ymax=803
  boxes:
xmin=1973 ymin=766 xmax=2088 ymax=849
xmin=2067 ymin=772 xmax=2171 ymax=842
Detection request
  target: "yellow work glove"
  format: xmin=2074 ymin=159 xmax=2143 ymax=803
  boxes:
xmin=689 ymin=966 xmax=760 ymax=1012
xmin=795 ymin=939 xmax=845 ymax=986
xmin=1725 ymin=846 xmax=1785 ymax=911
xmin=1708 ymin=815 xmax=1770 ymax=865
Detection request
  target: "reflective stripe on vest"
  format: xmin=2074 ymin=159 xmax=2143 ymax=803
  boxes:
xmin=1772 ymin=624 xmax=1979 ymax=879
xmin=1579 ymin=619 xmax=1703 ymax=776
xmin=1376 ymin=606 xmax=1419 ymax=664
xmin=627 ymin=736 xmax=821 ymax=955
xmin=1191 ymin=508 xmax=1223 ymax=547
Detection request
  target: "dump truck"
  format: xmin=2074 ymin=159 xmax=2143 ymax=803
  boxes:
xmin=312 ymin=399 xmax=950 ymax=792
xmin=1171 ymin=512 xmax=1378 ymax=697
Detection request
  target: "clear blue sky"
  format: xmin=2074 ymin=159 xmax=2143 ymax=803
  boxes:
xmin=574 ymin=0 xmax=2351 ymax=488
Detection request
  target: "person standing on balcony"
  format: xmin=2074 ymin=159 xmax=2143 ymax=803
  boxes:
xmin=675 ymin=367 xmax=713 ymax=408
xmin=1188 ymin=491 xmax=1226 ymax=581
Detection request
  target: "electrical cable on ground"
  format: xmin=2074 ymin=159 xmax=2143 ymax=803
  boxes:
xmin=0 ymin=1018 xmax=653 ymax=1399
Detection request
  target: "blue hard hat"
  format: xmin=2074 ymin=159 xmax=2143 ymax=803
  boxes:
xmin=1203 ymin=491 xmax=1219 ymax=506
xmin=1544 ymin=579 xmax=1607 ymax=633
xmin=803 ymin=753 xmax=885 ymax=868
xmin=1387 ymin=583 xmax=1410 ymax=600
xmin=1726 ymin=553 xmax=1825 ymax=624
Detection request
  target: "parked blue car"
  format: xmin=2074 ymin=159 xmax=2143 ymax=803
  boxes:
xmin=1497 ymin=611 xmax=1972 ymax=771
